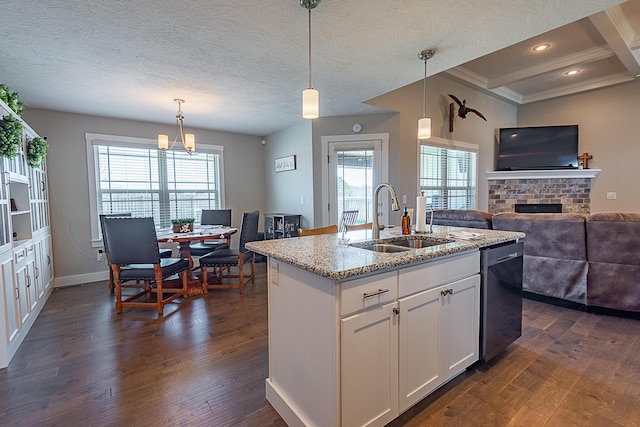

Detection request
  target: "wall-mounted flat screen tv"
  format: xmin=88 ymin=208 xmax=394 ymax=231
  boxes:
xmin=497 ymin=125 xmax=579 ymax=171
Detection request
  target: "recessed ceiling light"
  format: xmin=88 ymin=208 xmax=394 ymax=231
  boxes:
xmin=564 ymin=69 xmax=581 ymax=76
xmin=532 ymin=43 xmax=551 ymax=52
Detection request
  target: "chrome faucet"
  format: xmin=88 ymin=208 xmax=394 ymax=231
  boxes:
xmin=428 ymin=203 xmax=434 ymax=233
xmin=372 ymin=183 xmax=400 ymax=239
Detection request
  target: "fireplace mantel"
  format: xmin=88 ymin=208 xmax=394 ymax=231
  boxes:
xmin=485 ymin=169 xmax=601 ymax=180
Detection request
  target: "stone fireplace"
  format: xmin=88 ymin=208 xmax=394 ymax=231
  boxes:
xmin=486 ymin=169 xmax=600 ymax=214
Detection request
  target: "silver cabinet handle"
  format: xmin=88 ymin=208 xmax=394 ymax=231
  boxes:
xmin=363 ymin=288 xmax=390 ymax=299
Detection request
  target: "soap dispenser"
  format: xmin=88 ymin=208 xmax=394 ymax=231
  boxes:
xmin=402 ymin=206 xmax=411 ymax=235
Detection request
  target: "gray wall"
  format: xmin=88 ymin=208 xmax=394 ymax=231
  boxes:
xmin=311 ymin=113 xmax=400 ymax=227
xmin=517 ymin=79 xmax=640 ymax=213
xmin=366 ymin=73 xmax=519 ymax=212
xmin=23 ymin=108 xmax=266 ymax=286
xmin=263 ymin=121 xmax=314 ymax=229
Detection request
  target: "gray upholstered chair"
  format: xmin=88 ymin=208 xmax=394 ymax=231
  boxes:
xmin=199 ymin=210 xmax=259 ymax=294
xmin=100 ymin=213 xmax=172 ymax=293
xmin=102 ymin=217 xmax=190 ymax=315
xmin=189 ymin=209 xmax=232 ymax=256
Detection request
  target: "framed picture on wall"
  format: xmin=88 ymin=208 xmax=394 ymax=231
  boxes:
xmin=275 ymin=155 xmax=296 ymax=172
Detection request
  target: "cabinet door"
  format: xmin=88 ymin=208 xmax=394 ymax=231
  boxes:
xmin=442 ymin=274 xmax=480 ymax=378
xmin=398 ymin=286 xmax=443 ymax=412
xmin=341 ymin=302 xmax=398 ymax=427
xmin=1 ymin=253 xmax=19 ymax=345
xmin=14 ymin=260 xmax=30 ymax=326
xmin=26 ymin=255 xmax=37 ymax=312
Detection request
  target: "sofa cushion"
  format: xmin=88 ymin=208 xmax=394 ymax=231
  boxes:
xmin=492 ymin=212 xmax=588 ymax=304
xmin=586 ymin=212 xmax=640 ymax=266
xmin=586 ymin=212 xmax=640 ymax=311
xmin=492 ymin=212 xmax=587 ymax=260
xmin=432 ymin=209 xmax=493 ymax=229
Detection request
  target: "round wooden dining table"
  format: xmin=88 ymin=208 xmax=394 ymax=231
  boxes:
xmin=156 ymin=226 xmax=238 ymax=295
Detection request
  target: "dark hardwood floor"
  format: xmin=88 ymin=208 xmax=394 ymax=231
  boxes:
xmin=1 ymin=263 xmax=639 ymax=426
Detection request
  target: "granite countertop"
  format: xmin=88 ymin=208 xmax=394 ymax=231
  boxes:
xmin=246 ymin=225 xmax=525 ymax=281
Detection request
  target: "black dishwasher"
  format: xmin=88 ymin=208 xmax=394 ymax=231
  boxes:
xmin=480 ymin=240 xmax=524 ymax=362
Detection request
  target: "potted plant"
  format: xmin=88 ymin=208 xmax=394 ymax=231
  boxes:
xmin=27 ymin=136 xmax=48 ymax=168
xmin=0 ymin=84 xmax=25 ymax=116
xmin=171 ymin=217 xmax=195 ymax=233
xmin=0 ymin=114 xmax=23 ymax=158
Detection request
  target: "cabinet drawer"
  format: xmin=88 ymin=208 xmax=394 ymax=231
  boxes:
xmin=398 ymin=251 xmax=479 ymax=298
xmin=340 ymin=271 xmax=398 ymax=316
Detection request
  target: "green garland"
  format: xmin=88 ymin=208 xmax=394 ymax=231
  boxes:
xmin=171 ymin=218 xmax=195 ymax=224
xmin=0 ymin=84 xmax=25 ymax=116
xmin=0 ymin=115 xmax=24 ymax=158
xmin=27 ymin=136 xmax=48 ymax=168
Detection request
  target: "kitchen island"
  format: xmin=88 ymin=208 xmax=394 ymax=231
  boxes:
xmin=246 ymin=226 xmax=524 ymax=427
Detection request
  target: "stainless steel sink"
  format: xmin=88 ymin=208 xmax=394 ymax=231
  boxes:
xmin=356 ymin=243 xmax=412 ymax=253
xmin=387 ymin=238 xmax=453 ymax=248
xmin=352 ymin=237 xmax=453 ymax=253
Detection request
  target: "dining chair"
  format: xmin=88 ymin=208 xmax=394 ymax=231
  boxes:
xmin=338 ymin=210 xmax=359 ymax=232
xmin=199 ymin=210 xmax=259 ymax=294
xmin=345 ymin=222 xmax=373 ymax=232
xmin=297 ymin=224 xmax=339 ymax=236
xmin=100 ymin=213 xmax=173 ymax=293
xmin=189 ymin=209 xmax=232 ymax=257
xmin=102 ymin=216 xmax=190 ymax=315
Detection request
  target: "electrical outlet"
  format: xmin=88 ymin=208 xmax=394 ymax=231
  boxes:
xmin=606 ymin=192 xmax=617 ymax=200
xmin=402 ymin=194 xmax=407 ymax=204
xmin=97 ymin=249 xmax=104 ymax=261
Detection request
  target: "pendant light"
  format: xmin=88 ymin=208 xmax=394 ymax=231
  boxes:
xmin=158 ymin=98 xmax=195 ymax=154
xmin=300 ymin=0 xmax=320 ymax=119
xmin=418 ymin=49 xmax=435 ymax=139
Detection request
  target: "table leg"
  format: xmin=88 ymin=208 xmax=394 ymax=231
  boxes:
xmin=176 ymin=241 xmax=204 ymax=295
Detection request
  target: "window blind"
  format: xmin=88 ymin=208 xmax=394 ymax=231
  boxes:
xmin=419 ymin=143 xmax=477 ymax=210
xmin=94 ymin=143 xmax=222 ymax=228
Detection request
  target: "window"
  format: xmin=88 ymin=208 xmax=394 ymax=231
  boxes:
xmin=419 ymin=138 xmax=478 ymax=210
xmin=86 ymin=133 xmax=225 ymax=244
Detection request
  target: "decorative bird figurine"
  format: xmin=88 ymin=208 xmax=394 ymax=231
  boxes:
xmin=448 ymin=94 xmax=487 ymax=121
xmin=447 ymin=94 xmax=487 ymax=132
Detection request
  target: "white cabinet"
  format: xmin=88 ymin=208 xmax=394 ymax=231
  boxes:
xmin=0 ymin=251 xmax=18 ymax=352
xmin=33 ymin=234 xmax=53 ymax=296
xmin=0 ymin=98 xmax=54 ymax=369
xmin=266 ymin=251 xmax=480 ymax=427
xmin=398 ymin=274 xmax=480 ymax=412
xmin=341 ymin=301 xmax=399 ymax=427
xmin=13 ymin=247 xmax=33 ymax=325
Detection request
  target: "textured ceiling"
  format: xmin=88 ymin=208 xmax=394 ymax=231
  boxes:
xmin=0 ymin=0 xmax=629 ymax=136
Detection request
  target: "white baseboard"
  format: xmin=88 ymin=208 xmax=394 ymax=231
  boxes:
xmin=265 ymin=378 xmax=309 ymax=427
xmin=53 ymin=271 xmax=108 ymax=288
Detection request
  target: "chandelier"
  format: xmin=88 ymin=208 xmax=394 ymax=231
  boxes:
xmin=158 ymin=98 xmax=195 ymax=154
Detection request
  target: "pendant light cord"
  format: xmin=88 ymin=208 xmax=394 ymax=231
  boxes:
xmin=308 ymin=4 xmax=313 ymax=89
xmin=422 ymin=57 xmax=427 ymax=117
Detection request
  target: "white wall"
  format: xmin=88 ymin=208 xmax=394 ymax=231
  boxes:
xmin=23 ymin=108 xmax=266 ymax=286
xmin=263 ymin=121 xmax=315 ymax=229
xmin=517 ymin=79 xmax=640 ymax=213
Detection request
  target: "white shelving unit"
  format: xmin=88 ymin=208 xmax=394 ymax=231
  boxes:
xmin=0 ymin=98 xmax=54 ymax=368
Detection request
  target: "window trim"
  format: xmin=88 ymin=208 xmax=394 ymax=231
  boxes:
xmin=417 ymin=136 xmax=479 ymax=210
xmin=85 ymin=132 xmax=225 ymax=247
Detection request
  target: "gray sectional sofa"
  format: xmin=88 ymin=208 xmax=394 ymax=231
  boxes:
xmin=433 ymin=209 xmax=640 ymax=314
